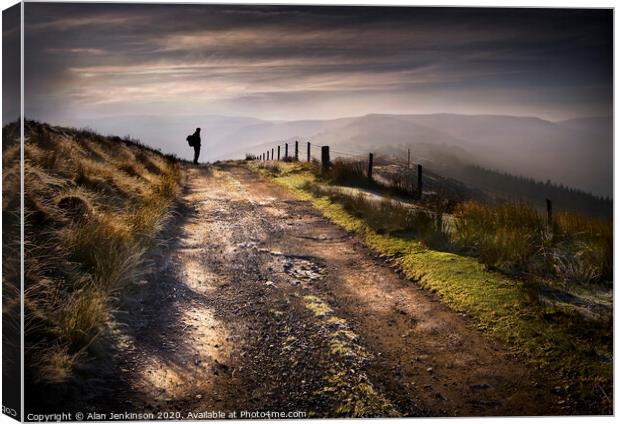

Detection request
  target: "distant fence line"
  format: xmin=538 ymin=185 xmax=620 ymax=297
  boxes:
xmin=251 ymin=141 xmax=425 ymax=200
xmin=249 ymin=141 xmax=555 ymax=225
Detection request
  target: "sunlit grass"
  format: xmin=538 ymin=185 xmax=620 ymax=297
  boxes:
xmin=247 ymin=159 xmax=612 ymax=414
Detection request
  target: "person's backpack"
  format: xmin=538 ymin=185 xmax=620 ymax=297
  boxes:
xmin=186 ymin=134 xmax=195 ymax=147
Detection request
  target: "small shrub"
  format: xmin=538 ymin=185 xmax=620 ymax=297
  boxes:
xmin=258 ymin=162 xmax=283 ymax=176
xmin=327 ymin=160 xmax=368 ymax=186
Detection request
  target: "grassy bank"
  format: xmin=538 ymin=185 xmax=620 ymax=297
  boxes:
xmin=3 ymin=121 xmax=184 ymax=387
xmin=246 ymin=160 xmax=612 ymax=414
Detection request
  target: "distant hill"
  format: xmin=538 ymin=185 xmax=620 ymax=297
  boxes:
xmin=440 ymin=163 xmax=611 ymax=219
xmin=556 ymin=116 xmax=612 ymax=140
xmin=309 ymin=114 xmax=612 ymax=198
xmin=47 ymin=112 xmax=612 ymax=198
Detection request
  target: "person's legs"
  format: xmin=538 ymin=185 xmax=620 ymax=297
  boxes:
xmin=193 ymin=145 xmax=200 ymax=164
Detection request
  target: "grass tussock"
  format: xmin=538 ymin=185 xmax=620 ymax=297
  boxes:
xmin=453 ymin=201 xmax=612 ymax=284
xmin=7 ymin=120 xmax=184 ymax=387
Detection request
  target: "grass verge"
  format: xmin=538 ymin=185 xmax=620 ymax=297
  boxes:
xmin=246 ymin=160 xmax=612 ymax=414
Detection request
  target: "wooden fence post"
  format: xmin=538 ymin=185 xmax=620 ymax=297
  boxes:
xmin=307 ymin=142 xmax=311 ymax=162
xmin=417 ymin=164 xmax=423 ymax=199
xmin=546 ymin=198 xmax=553 ymax=227
xmin=368 ymin=153 xmax=374 ymax=181
xmin=277 ymin=145 xmax=281 ymax=161
xmin=285 ymin=143 xmax=288 ymax=159
xmin=272 ymin=148 xmax=274 ymax=161
xmin=321 ymin=146 xmax=330 ymax=173
xmin=295 ymin=141 xmax=299 ymax=161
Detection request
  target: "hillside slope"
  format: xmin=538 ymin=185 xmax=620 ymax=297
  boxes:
xmin=311 ymin=114 xmax=612 ymax=198
xmin=2 ymin=121 xmax=183 ymax=396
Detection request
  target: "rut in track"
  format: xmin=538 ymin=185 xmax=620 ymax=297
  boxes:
xmin=83 ymin=163 xmax=564 ymax=417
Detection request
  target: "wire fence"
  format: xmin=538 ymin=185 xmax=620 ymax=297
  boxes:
xmin=249 ymin=140 xmax=426 ymax=198
xmin=247 ymin=139 xmax=556 ymax=226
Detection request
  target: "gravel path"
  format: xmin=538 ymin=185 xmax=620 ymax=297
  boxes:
xmin=82 ymin=163 xmax=563 ymax=418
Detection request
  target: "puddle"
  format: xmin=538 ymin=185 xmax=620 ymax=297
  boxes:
xmin=282 ymin=256 xmax=326 ymax=283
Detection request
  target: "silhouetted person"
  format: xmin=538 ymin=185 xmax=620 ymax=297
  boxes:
xmin=187 ymin=127 xmax=201 ymax=164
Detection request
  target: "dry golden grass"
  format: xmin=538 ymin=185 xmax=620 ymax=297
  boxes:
xmin=7 ymin=120 xmax=184 ymax=385
xmin=453 ymin=201 xmax=612 ymax=284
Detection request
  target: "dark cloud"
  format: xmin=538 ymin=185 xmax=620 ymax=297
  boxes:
xmin=23 ymin=4 xmax=612 ymax=122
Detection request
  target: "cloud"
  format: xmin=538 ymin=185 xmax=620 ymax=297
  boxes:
xmin=26 ymin=13 xmax=143 ymax=32
xmin=45 ymin=47 xmax=107 ymax=55
xmin=23 ymin=4 xmax=612 ymax=122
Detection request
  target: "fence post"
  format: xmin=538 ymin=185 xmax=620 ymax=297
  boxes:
xmin=368 ymin=153 xmax=374 ymax=181
xmin=307 ymin=142 xmax=311 ymax=162
xmin=546 ymin=198 xmax=553 ymax=227
xmin=285 ymin=143 xmax=288 ymax=159
xmin=294 ymin=140 xmax=299 ymax=161
xmin=417 ymin=164 xmax=423 ymax=199
xmin=277 ymin=145 xmax=281 ymax=161
xmin=272 ymin=148 xmax=274 ymax=161
xmin=321 ymin=146 xmax=330 ymax=173
xmin=262 ymin=153 xmax=264 ymax=161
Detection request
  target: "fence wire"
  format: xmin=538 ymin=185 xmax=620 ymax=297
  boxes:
xmin=253 ymin=141 xmax=422 ymax=172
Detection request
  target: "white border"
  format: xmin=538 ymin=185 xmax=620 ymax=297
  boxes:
xmin=0 ymin=1 xmax=616 ymax=424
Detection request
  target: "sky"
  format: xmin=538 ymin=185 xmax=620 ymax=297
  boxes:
xmin=20 ymin=3 xmax=612 ymax=124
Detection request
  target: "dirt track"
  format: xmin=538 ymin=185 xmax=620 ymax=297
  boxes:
xmin=84 ymin=163 xmax=564 ymax=417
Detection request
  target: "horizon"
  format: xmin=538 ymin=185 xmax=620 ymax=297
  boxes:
xmin=16 ymin=110 xmax=614 ymax=128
